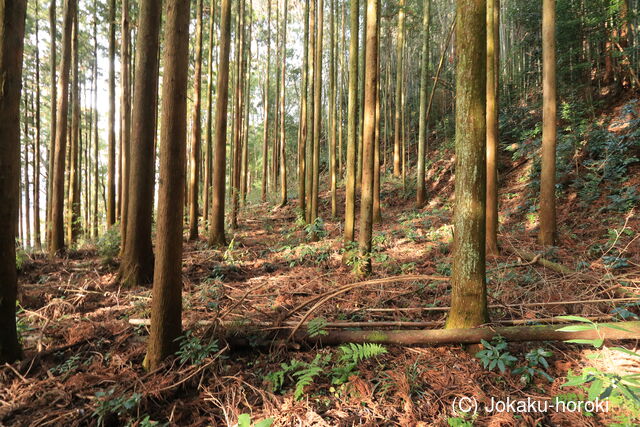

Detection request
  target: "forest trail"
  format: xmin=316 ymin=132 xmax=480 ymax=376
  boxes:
xmin=2 ymin=97 xmax=639 ymax=426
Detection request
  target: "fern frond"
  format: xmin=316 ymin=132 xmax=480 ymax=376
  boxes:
xmin=338 ymin=343 xmax=387 ymax=364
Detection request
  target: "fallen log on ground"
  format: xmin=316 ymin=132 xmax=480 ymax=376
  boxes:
xmin=508 ymin=248 xmax=575 ymax=275
xmin=128 ymin=318 xmax=640 ymax=346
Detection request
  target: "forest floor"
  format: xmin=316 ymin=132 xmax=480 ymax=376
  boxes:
xmin=2 ymin=98 xmax=640 ymax=426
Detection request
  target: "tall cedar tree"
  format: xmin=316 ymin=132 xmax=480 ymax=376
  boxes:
xmin=486 ymin=0 xmax=500 ymax=254
xmin=539 ymin=0 xmax=557 ymax=246
xmin=208 ymin=0 xmax=232 ymax=247
xmin=67 ymin=6 xmax=80 ymax=244
xmin=297 ymin=0 xmax=309 ymax=214
xmin=304 ymin=0 xmax=315 ymax=223
xmin=49 ymin=0 xmax=77 ymax=254
xmin=262 ymin=0 xmax=271 ymax=201
xmin=416 ymin=0 xmax=430 ymax=207
xmin=279 ymin=0 xmax=288 ymax=207
xmin=446 ymin=0 xmax=488 ymax=329
xmin=0 ymin=0 xmax=27 ymax=363
xmin=46 ymin=0 xmax=56 ymax=245
xmin=106 ymin=0 xmax=116 ymax=227
xmin=343 ymin=0 xmax=358 ymax=242
xmin=392 ymin=0 xmax=404 ymax=178
xmin=119 ymin=0 xmax=161 ymax=287
xmin=120 ymin=0 xmax=131 ymax=248
xmin=203 ymin=0 xmax=216 ymax=226
xmin=34 ymin=0 xmax=42 ymax=249
xmin=357 ymin=0 xmax=379 ymax=275
xmin=145 ymin=0 xmax=191 ymax=370
xmin=189 ymin=0 xmax=204 ymax=240
xmin=310 ymin=0 xmax=323 ymax=238
xmin=329 ymin=0 xmax=337 ymax=217
xmin=230 ymin=0 xmax=245 ymax=230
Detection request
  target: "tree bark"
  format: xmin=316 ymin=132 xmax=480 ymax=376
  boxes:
xmin=120 ymin=0 xmax=131 ymax=248
xmin=145 ymin=0 xmax=191 ymax=371
xmin=119 ymin=0 xmax=161 ymax=287
xmin=392 ymin=0 xmax=404 ymax=178
xmin=92 ymin=3 xmax=99 ymax=238
xmin=357 ymin=0 xmax=379 ymax=276
xmin=261 ymin=0 xmax=271 ymax=202
xmin=538 ymin=0 xmax=557 ymax=246
xmin=416 ymin=0 xmax=430 ymax=208
xmin=49 ymin=0 xmax=77 ymax=254
xmin=329 ymin=0 xmax=337 ymax=217
xmin=34 ymin=0 xmax=42 ymax=250
xmin=446 ymin=0 xmax=488 ymax=329
xmin=0 ymin=0 xmax=27 ymax=363
xmin=188 ymin=0 xmax=204 ymax=240
xmin=46 ymin=0 xmax=57 ymax=247
xmin=297 ymin=0 xmax=309 ymax=215
xmin=343 ymin=0 xmax=358 ymax=243
xmin=204 ymin=0 xmax=217 ymax=225
xmin=230 ymin=0 xmax=245 ymax=230
xmin=305 ymin=0 xmax=315 ymax=223
xmin=310 ymin=0 xmax=323 ymax=238
xmin=106 ymin=0 xmax=116 ymax=227
xmin=486 ymin=0 xmax=500 ymax=255
xmin=278 ymin=0 xmax=288 ymax=207
xmin=208 ymin=0 xmax=232 ymax=247
xmin=67 ymin=8 xmax=80 ymax=244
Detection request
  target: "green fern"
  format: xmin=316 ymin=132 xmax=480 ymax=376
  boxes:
xmin=338 ymin=343 xmax=387 ymax=365
xmin=307 ymin=317 xmax=329 ymax=337
xmin=292 ymin=354 xmax=328 ymax=400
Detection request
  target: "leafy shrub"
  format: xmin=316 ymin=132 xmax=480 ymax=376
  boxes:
xmin=97 ymin=226 xmax=121 ymax=263
xmin=175 ymin=330 xmax=220 ymax=365
xmin=475 ymin=336 xmax=518 ymax=373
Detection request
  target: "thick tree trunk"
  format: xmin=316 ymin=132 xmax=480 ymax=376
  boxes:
xmin=392 ymin=0 xmax=404 ymax=178
xmin=119 ymin=0 xmax=161 ymax=287
xmin=0 ymin=0 xmax=27 ymax=363
xmin=486 ymin=0 xmax=500 ymax=255
xmin=372 ymin=3 xmax=381 ymax=224
xmin=416 ymin=0 xmax=430 ymax=208
xmin=188 ymin=0 xmax=204 ymax=240
xmin=446 ymin=0 xmax=488 ymax=329
xmin=49 ymin=0 xmax=77 ymax=255
xmin=120 ymin=0 xmax=131 ymax=248
xmin=67 ymin=9 xmax=80 ymax=244
xmin=539 ymin=0 xmax=557 ymax=246
xmin=305 ymin=0 xmax=315 ymax=223
xmin=208 ymin=0 xmax=232 ymax=247
xmin=343 ymin=0 xmax=358 ymax=243
xmin=145 ymin=0 xmax=191 ymax=371
xmin=106 ymin=0 xmax=116 ymax=227
xmin=357 ymin=0 xmax=379 ymax=276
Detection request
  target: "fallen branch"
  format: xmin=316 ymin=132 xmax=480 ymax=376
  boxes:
xmin=508 ymin=248 xmax=575 ymax=275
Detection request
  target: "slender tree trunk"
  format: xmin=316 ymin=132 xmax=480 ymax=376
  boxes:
xmin=120 ymin=0 xmax=131 ymax=247
xmin=188 ymin=0 xmax=204 ymax=240
xmin=357 ymin=0 xmax=378 ymax=276
xmin=145 ymin=0 xmax=191 ymax=371
xmin=372 ymin=1 xmax=381 ymax=224
xmin=204 ymin=0 xmax=217 ymax=225
xmin=47 ymin=0 xmax=57 ymax=247
xmin=539 ymin=0 xmax=556 ymax=246
xmin=310 ymin=0 xmax=323 ymax=238
xmin=49 ymin=0 xmax=77 ymax=254
xmin=0 ymin=0 xmax=27 ymax=363
xmin=392 ymin=0 xmax=404 ymax=178
xmin=261 ymin=0 xmax=271 ymax=202
xmin=343 ymin=0 xmax=358 ymax=243
xmin=297 ymin=0 xmax=309 ymax=214
xmin=416 ymin=0 xmax=430 ymax=207
xmin=34 ymin=0 xmax=42 ymax=250
xmin=486 ymin=0 xmax=500 ymax=255
xmin=92 ymin=5 xmax=99 ymax=238
xmin=24 ymin=94 xmax=31 ymax=248
xmin=272 ymin=0 xmax=280 ymax=194
xmin=208 ymin=0 xmax=232 ymax=247
xmin=67 ymin=9 xmax=80 ymax=244
xmin=329 ymin=0 xmax=337 ymax=217
xmin=337 ymin=2 xmax=345 ymax=177
xmin=119 ymin=0 xmax=161 ymax=287
xmin=230 ymin=0 xmax=245 ymax=230
xmin=278 ymin=0 xmax=288 ymax=207
xmin=446 ymin=0 xmax=488 ymax=329
xmin=106 ymin=0 xmax=116 ymax=227
xmin=305 ymin=0 xmax=315 ymax=223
